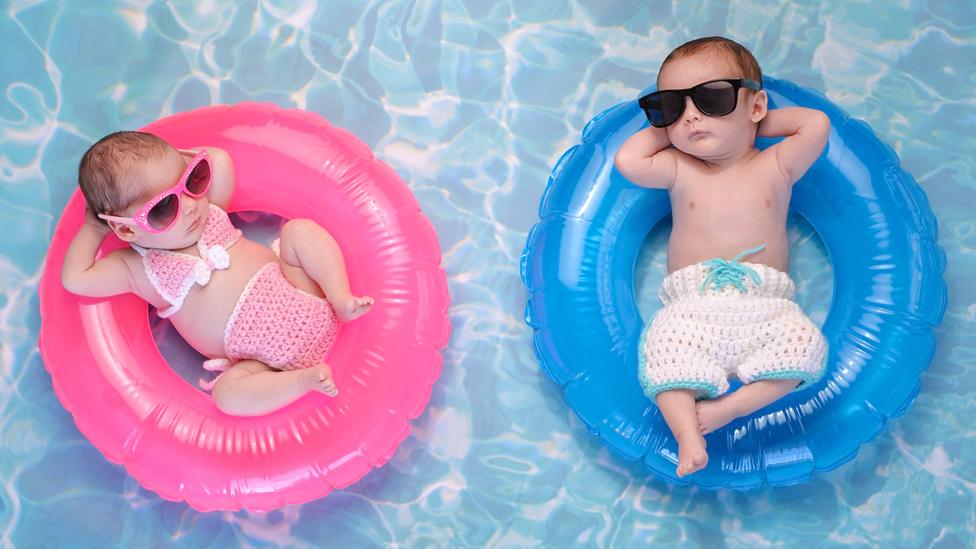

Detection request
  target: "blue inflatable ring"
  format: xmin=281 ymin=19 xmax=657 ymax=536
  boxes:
xmin=520 ymin=76 xmax=947 ymax=489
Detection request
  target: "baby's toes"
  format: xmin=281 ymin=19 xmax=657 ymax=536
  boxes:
xmin=321 ymin=379 xmax=338 ymax=397
xmin=320 ymin=377 xmax=337 ymax=397
xmin=339 ymin=295 xmax=374 ymax=321
xmin=314 ymin=364 xmax=338 ymax=396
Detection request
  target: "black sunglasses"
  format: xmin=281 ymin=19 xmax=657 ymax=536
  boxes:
xmin=638 ymin=78 xmax=763 ymax=128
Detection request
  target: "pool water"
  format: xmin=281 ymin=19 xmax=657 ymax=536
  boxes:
xmin=2 ymin=1 xmax=973 ymax=547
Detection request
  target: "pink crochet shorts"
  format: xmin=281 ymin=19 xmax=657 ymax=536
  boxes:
xmin=223 ymin=262 xmax=339 ymax=371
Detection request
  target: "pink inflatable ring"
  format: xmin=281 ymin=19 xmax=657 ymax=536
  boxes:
xmin=39 ymin=103 xmax=451 ymax=512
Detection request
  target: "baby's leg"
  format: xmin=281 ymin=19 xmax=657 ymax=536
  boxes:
xmin=211 ymin=359 xmax=337 ymax=416
xmin=656 ymin=389 xmax=708 ymax=477
xmin=698 ymin=305 xmax=828 ymax=434
xmin=277 ymin=219 xmax=373 ymax=322
xmin=695 ymin=378 xmax=800 ymax=434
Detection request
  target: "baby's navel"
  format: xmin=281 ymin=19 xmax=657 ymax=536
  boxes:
xmin=688 ymin=200 xmax=695 ymax=210
xmin=764 ymin=198 xmax=772 ymax=209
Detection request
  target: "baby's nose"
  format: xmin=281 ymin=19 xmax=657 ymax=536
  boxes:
xmin=682 ymin=96 xmax=702 ymax=122
xmin=180 ymin=192 xmax=198 ymax=215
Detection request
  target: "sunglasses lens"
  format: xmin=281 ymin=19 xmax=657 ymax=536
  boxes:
xmin=147 ymin=193 xmax=179 ymax=230
xmin=659 ymin=92 xmax=685 ymax=125
xmin=694 ymin=81 xmax=737 ymax=116
xmin=186 ymin=159 xmax=211 ymax=195
xmin=644 ymin=91 xmax=684 ymax=127
xmin=643 ymin=95 xmax=666 ymax=127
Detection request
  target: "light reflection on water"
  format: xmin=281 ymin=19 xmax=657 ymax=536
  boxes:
xmin=1 ymin=1 xmax=972 ymax=547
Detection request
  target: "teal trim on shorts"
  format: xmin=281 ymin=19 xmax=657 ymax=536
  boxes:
xmin=750 ymin=346 xmax=830 ymax=392
xmin=642 ymin=380 xmax=721 ymax=401
xmin=637 ymin=308 xmax=723 ymax=401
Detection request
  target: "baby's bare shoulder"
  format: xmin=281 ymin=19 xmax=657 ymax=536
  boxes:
xmin=111 ymin=246 xmax=141 ymax=266
xmin=670 ymin=149 xmax=708 ymax=178
xmin=114 ymin=248 xmax=168 ymax=306
xmin=749 ymin=147 xmax=792 ymax=187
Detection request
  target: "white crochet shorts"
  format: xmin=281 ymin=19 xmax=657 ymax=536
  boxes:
xmin=638 ymin=260 xmax=828 ymax=401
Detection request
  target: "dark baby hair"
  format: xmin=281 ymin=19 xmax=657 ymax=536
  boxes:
xmin=78 ymin=131 xmax=170 ymax=220
xmin=659 ymin=36 xmax=762 ymax=84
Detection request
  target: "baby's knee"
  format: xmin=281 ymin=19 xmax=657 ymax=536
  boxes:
xmin=281 ymin=218 xmax=327 ymax=243
xmin=279 ymin=219 xmax=340 ymax=260
xmin=210 ymin=378 xmax=238 ymax=414
xmin=209 ymin=360 xmax=271 ymax=414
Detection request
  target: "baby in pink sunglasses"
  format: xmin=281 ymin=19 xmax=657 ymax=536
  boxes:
xmin=61 ymin=131 xmax=373 ymax=416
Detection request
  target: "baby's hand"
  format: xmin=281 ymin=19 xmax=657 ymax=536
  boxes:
xmin=84 ymin=207 xmax=110 ymax=235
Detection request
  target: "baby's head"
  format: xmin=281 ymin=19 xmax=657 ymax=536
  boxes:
xmin=79 ymin=131 xmax=209 ymax=250
xmin=649 ymin=36 xmax=767 ymax=161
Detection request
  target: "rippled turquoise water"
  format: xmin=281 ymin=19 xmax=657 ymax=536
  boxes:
xmin=2 ymin=1 xmax=973 ymax=547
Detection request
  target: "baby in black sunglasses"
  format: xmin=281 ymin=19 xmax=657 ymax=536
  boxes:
xmin=615 ymin=37 xmax=831 ymax=478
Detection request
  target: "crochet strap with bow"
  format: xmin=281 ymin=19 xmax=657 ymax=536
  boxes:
xmin=134 ymin=204 xmax=242 ymax=317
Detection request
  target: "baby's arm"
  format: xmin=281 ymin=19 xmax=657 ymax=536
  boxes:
xmin=758 ymin=107 xmax=830 ymax=185
xmin=61 ymin=208 xmax=135 ymax=297
xmin=614 ymin=126 xmax=678 ymax=190
xmin=180 ymin=147 xmax=235 ymax=210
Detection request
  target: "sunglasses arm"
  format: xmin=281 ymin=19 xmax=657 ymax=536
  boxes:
xmin=96 ymin=213 xmax=138 ymax=226
xmin=198 ymin=147 xmax=235 ymax=211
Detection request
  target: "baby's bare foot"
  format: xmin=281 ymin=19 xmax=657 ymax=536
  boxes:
xmin=696 ymin=396 xmax=741 ymax=435
xmin=335 ymin=295 xmax=374 ymax=322
xmin=676 ymin=431 xmax=708 ymax=477
xmin=305 ymin=363 xmax=338 ymax=397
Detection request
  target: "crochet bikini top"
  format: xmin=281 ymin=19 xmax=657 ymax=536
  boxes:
xmin=133 ymin=204 xmax=242 ymax=318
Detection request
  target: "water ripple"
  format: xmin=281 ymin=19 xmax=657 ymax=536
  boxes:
xmin=1 ymin=0 xmax=973 ymax=547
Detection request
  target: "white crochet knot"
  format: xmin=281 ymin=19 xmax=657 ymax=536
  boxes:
xmin=192 ymin=244 xmax=231 ymax=285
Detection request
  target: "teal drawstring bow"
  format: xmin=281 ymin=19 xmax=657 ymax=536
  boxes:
xmin=699 ymin=244 xmax=767 ymax=294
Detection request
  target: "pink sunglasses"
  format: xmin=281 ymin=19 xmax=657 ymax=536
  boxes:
xmin=99 ymin=150 xmax=212 ymax=233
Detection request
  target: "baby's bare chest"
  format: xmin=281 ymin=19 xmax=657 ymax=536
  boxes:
xmin=670 ymin=169 xmax=789 ymax=225
xmin=178 ymin=240 xmax=277 ymax=317
xmin=127 ymin=239 xmax=279 ymax=356
xmin=665 ymin=165 xmax=793 ymax=272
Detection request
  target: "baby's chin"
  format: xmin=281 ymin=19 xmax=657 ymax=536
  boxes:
xmin=675 ymin=134 xmax=752 ymax=162
xmin=673 ymin=138 xmax=724 ymax=159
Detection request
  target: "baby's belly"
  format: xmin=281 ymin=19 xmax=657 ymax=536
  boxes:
xmin=168 ymin=239 xmax=279 ymax=358
xmin=667 ymin=224 xmax=790 ymax=274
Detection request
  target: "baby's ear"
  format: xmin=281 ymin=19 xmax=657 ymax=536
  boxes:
xmin=108 ymin=221 xmax=139 ymax=242
xmin=751 ymin=89 xmax=768 ymax=123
